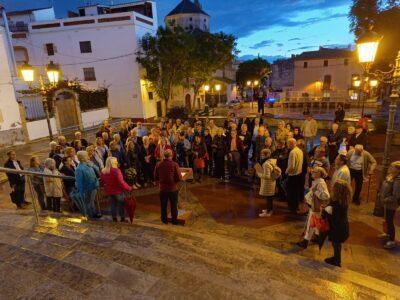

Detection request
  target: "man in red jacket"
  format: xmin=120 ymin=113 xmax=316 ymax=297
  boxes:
xmin=154 ymin=149 xmax=182 ymax=224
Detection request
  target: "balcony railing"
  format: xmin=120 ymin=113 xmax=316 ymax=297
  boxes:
xmin=9 ymin=23 xmax=29 ymax=32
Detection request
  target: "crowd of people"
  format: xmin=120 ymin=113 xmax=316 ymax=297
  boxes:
xmin=3 ymin=111 xmax=400 ymax=266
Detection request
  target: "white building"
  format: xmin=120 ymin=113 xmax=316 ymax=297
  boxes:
xmin=0 ymin=21 xmax=24 ymax=146
xmin=164 ymin=0 xmax=210 ymax=32
xmin=2 ymin=1 xmax=159 ymax=130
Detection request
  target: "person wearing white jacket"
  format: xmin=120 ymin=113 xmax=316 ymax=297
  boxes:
xmin=297 ymin=166 xmax=330 ymax=249
xmin=257 ymin=149 xmax=281 ymax=217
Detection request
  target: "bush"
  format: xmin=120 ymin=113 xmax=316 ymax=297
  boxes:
xmin=372 ymin=118 xmax=387 ymax=134
xmin=166 ymin=106 xmax=189 ymax=120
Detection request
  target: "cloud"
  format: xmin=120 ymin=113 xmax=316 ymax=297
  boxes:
xmin=276 ymin=43 xmax=284 ymax=47
xmin=322 ymin=43 xmax=352 ymax=49
xmin=288 ymin=45 xmax=318 ymax=51
xmin=288 ymin=38 xmax=301 ymax=41
xmin=250 ymin=39 xmax=275 ymax=49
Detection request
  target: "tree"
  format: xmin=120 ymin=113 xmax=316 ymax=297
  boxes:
xmin=349 ymin=0 xmax=400 ymax=69
xmin=236 ymin=57 xmax=270 ymax=86
xmin=185 ymin=30 xmax=237 ymax=109
xmin=136 ymin=27 xmax=191 ymax=115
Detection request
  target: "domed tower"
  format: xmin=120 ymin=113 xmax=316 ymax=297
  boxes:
xmin=165 ymin=0 xmax=210 ymax=32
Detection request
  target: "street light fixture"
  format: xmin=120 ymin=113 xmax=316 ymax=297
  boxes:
xmin=215 ymin=84 xmax=221 ymax=104
xmin=353 ymin=79 xmax=361 ymax=88
xmin=356 ymin=31 xmax=382 ymax=64
xmin=204 ymin=84 xmax=210 ymax=92
xmin=369 ymin=79 xmax=378 ymax=88
xmin=20 ymin=61 xmax=61 ymax=140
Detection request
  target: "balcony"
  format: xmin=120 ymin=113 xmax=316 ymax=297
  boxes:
xmin=8 ymin=23 xmax=29 ymax=32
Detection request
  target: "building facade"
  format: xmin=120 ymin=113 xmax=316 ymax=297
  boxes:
xmin=2 ymin=2 xmax=159 ymax=123
xmin=164 ymin=0 xmax=210 ymax=32
xmin=270 ymin=57 xmax=294 ymax=92
xmin=292 ymin=47 xmax=362 ymax=98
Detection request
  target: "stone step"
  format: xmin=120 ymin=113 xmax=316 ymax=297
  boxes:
xmin=0 ymin=211 xmax=399 ymax=299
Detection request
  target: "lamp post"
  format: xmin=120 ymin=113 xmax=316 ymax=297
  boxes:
xmin=247 ymin=80 xmax=259 ymax=109
xmin=382 ymin=52 xmax=400 ymax=179
xmin=21 ymin=61 xmax=61 ymax=140
xmin=355 ymin=30 xmax=382 ymax=118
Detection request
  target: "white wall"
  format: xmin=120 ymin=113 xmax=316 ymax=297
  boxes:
xmin=81 ymin=108 xmax=109 ymax=129
xmin=15 ymin=11 xmax=158 ymax=119
xmin=0 ymin=27 xmax=22 ymax=131
xmin=32 ymin=8 xmax=56 ymax=22
xmin=26 ymin=118 xmax=57 ymax=140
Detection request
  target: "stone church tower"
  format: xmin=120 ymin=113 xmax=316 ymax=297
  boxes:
xmin=164 ymin=0 xmax=210 ymax=32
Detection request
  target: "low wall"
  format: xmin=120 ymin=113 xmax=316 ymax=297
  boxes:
xmin=81 ymin=108 xmax=109 ymax=129
xmin=26 ymin=118 xmax=57 ymax=141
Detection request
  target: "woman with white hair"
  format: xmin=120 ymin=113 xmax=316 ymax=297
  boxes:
xmin=43 ymin=158 xmax=63 ymax=213
xmin=100 ymin=157 xmax=132 ymax=222
xmin=297 ymin=166 xmax=330 ymax=249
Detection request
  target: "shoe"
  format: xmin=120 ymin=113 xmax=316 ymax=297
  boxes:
xmin=379 ymin=233 xmax=389 ymax=239
xmin=384 ymin=241 xmax=396 ymax=249
xmin=261 ymin=209 xmax=267 ymax=213
xmin=352 ymin=200 xmax=361 ymax=206
xmin=266 ymin=211 xmax=273 ymax=217
xmin=135 ymin=183 xmax=141 ymax=188
xmin=296 ymin=239 xmax=308 ymax=249
xmin=112 ymin=217 xmax=118 ymax=222
xmin=259 ymin=211 xmax=269 ymax=217
xmin=23 ymin=201 xmax=31 ymax=205
xmin=132 ymin=185 xmax=138 ymax=190
xmin=324 ymin=257 xmax=341 ymax=267
xmin=120 ymin=218 xmax=128 ymax=223
xmin=93 ymin=213 xmax=102 ymax=219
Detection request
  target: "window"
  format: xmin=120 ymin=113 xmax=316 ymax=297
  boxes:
xmin=344 ymin=58 xmax=349 ymax=66
xmin=323 ymin=75 xmax=332 ymax=90
xmin=303 ymin=61 xmax=308 ymax=68
xmin=323 ymin=60 xmax=328 ymax=67
xmin=79 ymin=41 xmax=92 ymax=53
xmin=83 ymin=67 xmax=96 ymax=81
xmin=46 ymin=43 xmax=55 ymax=56
xmin=148 ymin=91 xmax=153 ymax=100
xmin=189 ymin=17 xmax=193 ymax=21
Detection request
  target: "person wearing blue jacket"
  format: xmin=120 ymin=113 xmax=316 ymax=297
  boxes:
xmin=75 ymin=150 xmax=101 ymax=219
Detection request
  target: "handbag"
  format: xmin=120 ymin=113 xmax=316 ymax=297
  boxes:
xmin=124 ymin=193 xmax=137 ymax=223
xmin=310 ymin=214 xmax=330 ymax=233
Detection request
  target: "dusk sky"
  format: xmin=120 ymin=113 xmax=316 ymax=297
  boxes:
xmin=2 ymin=0 xmax=356 ymax=60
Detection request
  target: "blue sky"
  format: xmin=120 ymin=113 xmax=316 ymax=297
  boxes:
xmin=2 ymin=0 xmax=355 ymax=60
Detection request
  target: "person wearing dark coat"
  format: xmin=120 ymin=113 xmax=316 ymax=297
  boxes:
xmin=273 ymin=141 xmax=289 ymax=201
xmin=59 ymin=157 xmax=76 ymax=197
xmin=322 ymin=179 xmax=350 ymax=267
xmin=4 ymin=150 xmax=27 ymax=209
xmin=203 ymin=129 xmax=213 ymax=175
xmin=334 ymin=105 xmax=345 ymax=123
xmin=239 ymin=124 xmax=252 ymax=174
xmin=328 ymin=123 xmax=343 ymax=164
xmin=257 ymin=89 xmax=265 ymax=115
xmin=353 ymin=125 xmax=367 ymax=149
xmin=211 ymin=129 xmax=227 ymax=180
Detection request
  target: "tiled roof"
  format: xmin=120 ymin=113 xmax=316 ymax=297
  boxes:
xmin=166 ymin=0 xmax=209 ymax=17
xmin=294 ymin=47 xmax=355 ymax=60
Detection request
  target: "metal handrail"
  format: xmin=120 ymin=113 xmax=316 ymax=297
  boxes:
xmin=0 ymin=167 xmax=74 ymax=181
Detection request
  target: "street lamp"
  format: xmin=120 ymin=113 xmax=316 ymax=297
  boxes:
xmin=246 ymin=80 xmax=259 ymax=109
xmin=356 ymin=31 xmax=382 ymax=65
xmin=369 ymin=79 xmax=378 ymax=88
xmin=21 ymin=61 xmax=61 ymax=140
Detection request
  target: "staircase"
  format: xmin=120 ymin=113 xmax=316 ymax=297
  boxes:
xmin=0 ymin=210 xmax=398 ymax=299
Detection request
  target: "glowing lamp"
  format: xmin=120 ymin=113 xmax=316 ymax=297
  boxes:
xmin=46 ymin=61 xmax=60 ymax=84
xmin=369 ymin=79 xmax=378 ymax=87
xmin=254 ymin=80 xmax=259 ymax=86
xmin=21 ymin=62 xmax=34 ymax=82
xmin=246 ymin=81 xmax=251 ymax=86
xmin=353 ymin=79 xmax=361 ymax=88
xmin=215 ymin=84 xmax=221 ymax=91
xmin=204 ymin=85 xmax=210 ymax=92
xmin=356 ymin=31 xmax=382 ymax=64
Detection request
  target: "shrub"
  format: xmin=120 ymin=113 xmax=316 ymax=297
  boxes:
xmin=166 ymin=106 xmax=189 ymax=119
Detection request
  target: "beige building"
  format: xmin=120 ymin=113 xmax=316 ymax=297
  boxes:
xmin=291 ymin=47 xmax=362 ymax=99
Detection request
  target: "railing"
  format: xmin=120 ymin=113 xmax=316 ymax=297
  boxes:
xmin=0 ymin=167 xmax=74 ymax=225
xmin=9 ymin=23 xmax=29 ymax=32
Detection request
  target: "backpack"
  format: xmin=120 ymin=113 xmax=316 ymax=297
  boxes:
xmin=269 ymin=163 xmax=282 ymax=180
